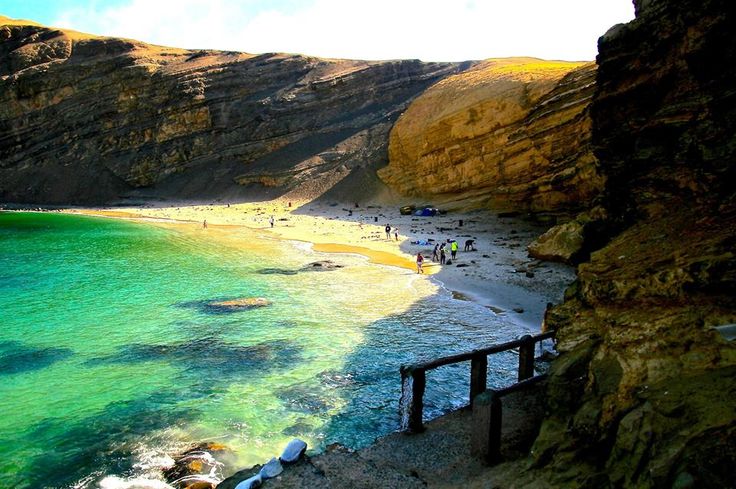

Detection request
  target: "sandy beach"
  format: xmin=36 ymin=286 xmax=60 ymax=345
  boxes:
xmin=64 ymin=198 xmax=575 ymax=331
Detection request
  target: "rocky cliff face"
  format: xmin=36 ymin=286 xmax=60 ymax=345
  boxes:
xmin=0 ymin=16 xmax=461 ymax=204
xmin=378 ymin=58 xmax=602 ymax=214
xmin=536 ymin=1 xmax=736 ymax=486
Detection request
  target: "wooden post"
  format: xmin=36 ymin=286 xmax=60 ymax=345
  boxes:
xmin=518 ymin=334 xmax=535 ymax=381
xmin=469 ymin=354 xmax=487 ymax=406
xmin=400 ymin=367 xmax=426 ymax=433
xmin=488 ymin=391 xmax=503 ymax=464
xmin=471 ymin=390 xmax=503 ymax=465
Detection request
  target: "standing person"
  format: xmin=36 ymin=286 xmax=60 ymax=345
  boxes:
xmin=393 ymin=227 xmax=399 ymax=241
xmin=269 ymin=215 xmax=274 ymax=228
xmin=416 ymin=252 xmax=425 ymax=274
xmin=451 ymin=239 xmax=458 ymax=260
xmin=203 ymin=219 xmax=207 ymax=229
xmin=439 ymin=244 xmax=446 ymax=265
xmin=385 ymin=223 xmax=391 ymax=240
xmin=432 ymin=243 xmax=440 ymax=262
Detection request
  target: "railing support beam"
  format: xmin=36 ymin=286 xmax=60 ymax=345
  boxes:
xmin=518 ymin=334 xmax=535 ymax=381
xmin=471 ymin=390 xmax=504 ymax=465
xmin=469 ymin=354 xmax=487 ymax=406
xmin=401 ymin=367 xmax=426 ymax=433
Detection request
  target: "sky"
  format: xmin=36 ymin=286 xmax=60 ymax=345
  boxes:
xmin=0 ymin=0 xmax=635 ymax=61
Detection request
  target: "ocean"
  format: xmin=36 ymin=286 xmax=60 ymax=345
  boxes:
xmin=0 ymin=212 xmax=531 ymax=488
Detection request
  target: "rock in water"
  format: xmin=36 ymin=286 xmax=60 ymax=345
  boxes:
xmin=207 ymin=298 xmax=272 ymax=311
xmin=301 ymin=260 xmax=344 ymax=271
xmin=163 ymin=442 xmax=230 ymax=489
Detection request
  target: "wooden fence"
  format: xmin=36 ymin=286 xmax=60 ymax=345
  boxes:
xmin=399 ymin=331 xmax=555 ymax=464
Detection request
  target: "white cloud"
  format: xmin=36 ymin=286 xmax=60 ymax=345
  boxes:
xmin=53 ymin=0 xmax=635 ymax=61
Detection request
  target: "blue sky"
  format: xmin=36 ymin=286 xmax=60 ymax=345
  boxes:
xmin=0 ymin=0 xmax=635 ymax=61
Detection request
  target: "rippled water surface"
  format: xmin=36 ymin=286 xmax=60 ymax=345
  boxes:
xmin=0 ymin=212 xmax=533 ymax=488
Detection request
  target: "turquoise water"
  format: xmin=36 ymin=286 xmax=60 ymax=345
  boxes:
xmin=0 ymin=212 xmax=529 ymax=488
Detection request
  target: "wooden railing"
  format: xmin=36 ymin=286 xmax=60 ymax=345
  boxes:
xmin=399 ymin=331 xmax=555 ymax=463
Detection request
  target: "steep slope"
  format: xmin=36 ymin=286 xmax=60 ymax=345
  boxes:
xmin=0 ymin=17 xmax=462 ymax=204
xmin=534 ymin=1 xmax=736 ymax=487
xmin=378 ymin=58 xmax=602 ymax=213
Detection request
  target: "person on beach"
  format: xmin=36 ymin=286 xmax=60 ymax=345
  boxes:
xmin=451 ymin=239 xmax=458 ymax=259
xmin=416 ymin=252 xmax=425 ymax=274
xmin=385 ymin=224 xmax=391 ymax=240
xmin=440 ymin=244 xmax=446 ymax=264
xmin=269 ymin=215 xmax=274 ymax=228
xmin=203 ymin=219 xmax=207 ymax=229
xmin=432 ymin=243 xmax=440 ymax=262
xmin=393 ymin=227 xmax=399 ymax=241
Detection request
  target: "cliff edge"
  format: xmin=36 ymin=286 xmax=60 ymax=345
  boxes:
xmin=534 ymin=1 xmax=736 ymax=486
xmin=378 ymin=57 xmax=602 ymax=214
xmin=0 ymin=17 xmax=462 ymax=204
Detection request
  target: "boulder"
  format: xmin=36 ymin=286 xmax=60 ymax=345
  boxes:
xmin=527 ymin=219 xmax=584 ymax=264
xmin=527 ymin=207 xmax=608 ymax=264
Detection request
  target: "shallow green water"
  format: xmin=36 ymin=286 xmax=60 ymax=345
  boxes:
xmin=0 ymin=212 xmax=530 ymax=488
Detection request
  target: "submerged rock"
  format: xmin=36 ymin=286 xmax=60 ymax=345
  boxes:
xmin=256 ymin=268 xmax=299 ymax=276
xmin=300 ymin=260 xmax=344 ymax=271
xmin=207 ymin=298 xmax=272 ymax=311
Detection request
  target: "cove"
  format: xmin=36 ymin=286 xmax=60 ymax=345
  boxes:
xmin=0 ymin=212 xmax=529 ymax=488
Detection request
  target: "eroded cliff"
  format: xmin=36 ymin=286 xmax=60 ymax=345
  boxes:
xmin=535 ymin=1 xmax=736 ymax=486
xmin=0 ymin=16 xmax=462 ymax=204
xmin=378 ymin=57 xmax=602 ymax=214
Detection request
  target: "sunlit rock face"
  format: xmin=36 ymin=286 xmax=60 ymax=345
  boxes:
xmin=537 ymin=1 xmax=736 ymax=487
xmin=0 ymin=16 xmax=462 ymax=204
xmin=378 ymin=58 xmax=603 ymax=214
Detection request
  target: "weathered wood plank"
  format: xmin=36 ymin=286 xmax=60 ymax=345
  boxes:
xmin=469 ymin=354 xmax=488 ymax=405
xmin=518 ymin=334 xmax=535 ymax=381
xmin=400 ymin=366 xmax=426 ymax=433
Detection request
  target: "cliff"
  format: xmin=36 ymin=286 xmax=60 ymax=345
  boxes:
xmin=0 ymin=16 xmax=462 ymax=204
xmin=378 ymin=57 xmax=602 ymax=214
xmin=534 ymin=1 xmax=736 ymax=486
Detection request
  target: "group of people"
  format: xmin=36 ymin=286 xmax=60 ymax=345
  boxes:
xmin=385 ymin=223 xmax=399 ymax=241
xmin=416 ymin=238 xmax=471 ymax=273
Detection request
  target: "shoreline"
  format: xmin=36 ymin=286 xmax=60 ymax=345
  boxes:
xmin=2 ymin=201 xmax=576 ymax=487
xmin=7 ymin=200 xmax=575 ymax=331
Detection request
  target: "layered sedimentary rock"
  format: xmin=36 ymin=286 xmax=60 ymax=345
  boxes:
xmin=536 ymin=1 xmax=736 ymax=486
xmin=378 ymin=58 xmax=602 ymax=213
xmin=0 ymin=16 xmax=462 ymax=204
